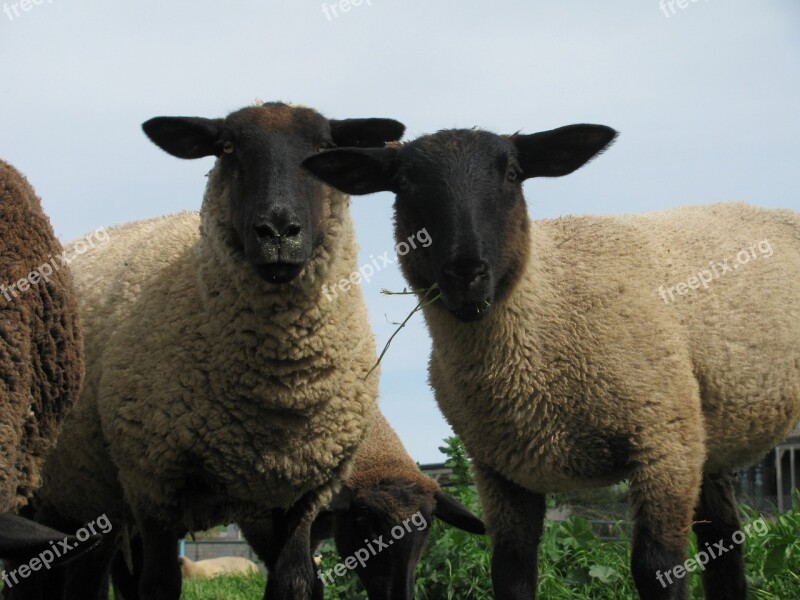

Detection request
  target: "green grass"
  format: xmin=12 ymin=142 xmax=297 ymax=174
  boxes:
xmin=177 ymin=573 xmax=266 ymax=599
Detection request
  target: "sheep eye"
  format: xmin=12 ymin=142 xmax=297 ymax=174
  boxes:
xmin=506 ymin=168 xmax=519 ymax=182
xmin=222 ymin=141 xmax=235 ymax=154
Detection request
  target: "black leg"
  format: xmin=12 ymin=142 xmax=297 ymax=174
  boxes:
xmin=63 ymin=532 xmax=117 ymax=600
xmin=692 ymin=473 xmax=747 ymax=600
xmin=473 ymin=464 xmax=545 ymax=600
xmin=631 ymin=524 xmax=689 ymax=600
xmin=628 ymin=453 xmax=702 ymax=600
xmin=110 ymin=533 xmax=143 ymax=600
xmin=137 ymin=518 xmax=180 ymax=600
xmin=264 ymin=495 xmax=321 ymax=600
xmin=1 ymin=561 xmax=65 ymax=600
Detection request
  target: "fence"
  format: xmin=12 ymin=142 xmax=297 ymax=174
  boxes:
xmin=180 ymin=539 xmax=265 ymax=572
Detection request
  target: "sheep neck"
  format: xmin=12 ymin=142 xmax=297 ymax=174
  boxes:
xmin=194 ymin=170 xmax=360 ymax=364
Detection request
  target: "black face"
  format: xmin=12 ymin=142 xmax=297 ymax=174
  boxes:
xmin=325 ymin=482 xmax=484 ymax=600
xmin=142 ymin=103 xmax=405 ymax=284
xmin=392 ymin=131 xmax=529 ymax=321
xmin=302 ymin=124 xmax=617 ymax=320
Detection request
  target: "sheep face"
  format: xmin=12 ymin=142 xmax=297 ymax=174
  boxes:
xmin=331 ymin=481 xmax=435 ymax=599
xmin=303 ymin=125 xmax=617 ymax=319
xmin=324 ymin=481 xmax=484 ymax=599
xmin=142 ymin=103 xmax=404 ymax=284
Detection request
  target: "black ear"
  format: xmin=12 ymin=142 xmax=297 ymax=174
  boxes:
xmin=0 ymin=513 xmax=101 ymax=564
xmin=329 ymin=118 xmax=405 ymax=148
xmin=142 ymin=116 xmax=226 ymax=159
xmin=303 ymin=147 xmax=399 ymax=196
xmin=432 ymin=490 xmax=486 ymax=534
xmin=513 ymin=124 xmax=617 ymax=179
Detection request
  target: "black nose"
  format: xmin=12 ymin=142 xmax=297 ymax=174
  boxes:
xmin=254 ymin=218 xmax=302 ymax=240
xmin=442 ymin=260 xmax=489 ymax=288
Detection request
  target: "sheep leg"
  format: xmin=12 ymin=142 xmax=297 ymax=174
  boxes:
xmin=241 ymin=513 xmax=281 ymax=572
xmin=62 ymin=531 xmax=117 ymax=600
xmin=0 ymin=562 xmax=66 ymax=600
xmin=473 ymin=464 xmax=545 ymax=600
xmin=110 ymin=531 xmax=143 ymax=600
xmin=265 ymin=493 xmax=323 ymax=600
xmin=629 ymin=454 xmax=702 ymax=600
xmin=136 ymin=518 xmax=180 ymax=600
xmin=691 ymin=472 xmax=747 ymax=600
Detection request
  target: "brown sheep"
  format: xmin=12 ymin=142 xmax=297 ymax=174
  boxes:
xmin=0 ymin=160 xmax=89 ymax=567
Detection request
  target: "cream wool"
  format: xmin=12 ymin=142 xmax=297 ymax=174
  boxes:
xmin=45 ymin=178 xmax=378 ymax=532
xmin=425 ymin=203 xmax=799 ymax=547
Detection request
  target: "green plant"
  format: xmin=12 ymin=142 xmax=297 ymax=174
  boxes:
xmin=301 ymin=440 xmax=800 ymax=599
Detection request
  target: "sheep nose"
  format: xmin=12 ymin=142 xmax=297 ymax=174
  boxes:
xmin=441 ymin=261 xmax=489 ymax=288
xmin=254 ymin=218 xmax=302 ymax=240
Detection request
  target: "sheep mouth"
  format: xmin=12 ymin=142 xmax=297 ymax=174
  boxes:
xmin=440 ymin=296 xmax=492 ymax=322
xmin=253 ymin=261 xmax=305 ymax=284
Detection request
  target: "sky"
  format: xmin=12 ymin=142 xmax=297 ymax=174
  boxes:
xmin=2 ymin=1 xmax=799 ymax=463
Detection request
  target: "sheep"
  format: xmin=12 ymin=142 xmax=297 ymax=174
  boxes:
xmin=0 ymin=160 xmax=91 ymax=567
xmin=302 ymin=126 xmax=800 ymax=600
xmin=241 ymin=411 xmax=485 ymax=600
xmin=177 ymin=556 xmax=259 ymax=579
xmin=17 ymin=102 xmax=403 ymax=600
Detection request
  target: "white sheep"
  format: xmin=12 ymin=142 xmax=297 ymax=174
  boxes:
xmin=303 ymin=125 xmax=800 ymax=600
xmin=24 ymin=102 xmax=404 ymax=600
xmin=178 ymin=556 xmax=259 ymax=580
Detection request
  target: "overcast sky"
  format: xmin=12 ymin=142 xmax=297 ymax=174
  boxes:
xmin=2 ymin=1 xmax=798 ymax=462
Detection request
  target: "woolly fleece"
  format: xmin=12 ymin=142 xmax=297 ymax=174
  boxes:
xmin=423 ymin=202 xmax=799 ymax=545
xmin=38 ymin=163 xmax=378 ymax=534
xmin=0 ymin=160 xmax=83 ymax=513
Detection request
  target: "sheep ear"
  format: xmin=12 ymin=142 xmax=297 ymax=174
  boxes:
xmin=329 ymin=119 xmax=405 ymax=148
xmin=142 ymin=116 xmax=226 ymax=159
xmin=512 ymin=124 xmax=617 ymax=179
xmin=0 ymin=513 xmax=101 ymax=563
xmin=303 ymin=147 xmax=399 ymax=196
xmin=432 ymin=490 xmax=486 ymax=534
